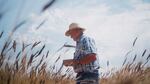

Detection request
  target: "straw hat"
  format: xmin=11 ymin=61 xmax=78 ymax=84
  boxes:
xmin=65 ymin=23 xmax=85 ymax=36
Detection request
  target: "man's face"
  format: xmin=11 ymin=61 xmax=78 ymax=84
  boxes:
xmin=69 ymin=29 xmax=81 ymax=41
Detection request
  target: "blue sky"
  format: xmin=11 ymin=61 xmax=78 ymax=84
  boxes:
xmin=0 ymin=0 xmax=150 ymax=73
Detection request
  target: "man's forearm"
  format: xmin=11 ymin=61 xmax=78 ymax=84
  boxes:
xmin=73 ymin=53 xmax=96 ymax=65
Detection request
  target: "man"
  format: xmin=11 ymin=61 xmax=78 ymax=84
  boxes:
xmin=63 ymin=23 xmax=100 ymax=84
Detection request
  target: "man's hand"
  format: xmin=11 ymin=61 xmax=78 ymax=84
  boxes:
xmin=63 ymin=59 xmax=75 ymax=66
xmin=63 ymin=59 xmax=74 ymax=66
xmin=63 ymin=54 xmax=96 ymax=67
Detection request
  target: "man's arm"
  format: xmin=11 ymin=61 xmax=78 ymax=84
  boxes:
xmin=73 ymin=53 xmax=96 ymax=65
xmin=76 ymin=37 xmax=97 ymax=65
xmin=63 ymin=53 xmax=96 ymax=66
xmin=63 ymin=37 xmax=97 ymax=66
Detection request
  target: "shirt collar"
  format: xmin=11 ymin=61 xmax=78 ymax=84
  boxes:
xmin=76 ymin=33 xmax=84 ymax=43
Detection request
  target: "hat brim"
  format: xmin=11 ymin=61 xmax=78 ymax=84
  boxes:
xmin=65 ymin=28 xmax=85 ymax=36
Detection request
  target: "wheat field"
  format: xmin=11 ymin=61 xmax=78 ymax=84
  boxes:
xmin=0 ymin=29 xmax=150 ymax=84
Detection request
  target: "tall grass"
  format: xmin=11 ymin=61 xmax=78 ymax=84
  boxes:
xmin=0 ymin=30 xmax=75 ymax=84
xmin=100 ymin=37 xmax=150 ymax=84
xmin=100 ymin=62 xmax=150 ymax=84
xmin=0 ymin=30 xmax=150 ymax=84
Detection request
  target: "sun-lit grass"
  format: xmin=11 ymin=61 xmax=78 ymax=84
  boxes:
xmin=0 ymin=30 xmax=75 ymax=84
xmin=100 ymin=63 xmax=150 ymax=84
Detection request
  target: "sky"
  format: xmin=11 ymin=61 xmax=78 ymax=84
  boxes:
xmin=0 ymin=0 xmax=150 ymax=73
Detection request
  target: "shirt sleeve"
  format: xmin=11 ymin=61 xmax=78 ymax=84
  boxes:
xmin=81 ymin=37 xmax=97 ymax=55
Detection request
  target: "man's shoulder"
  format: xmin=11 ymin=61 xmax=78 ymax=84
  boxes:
xmin=81 ymin=34 xmax=94 ymax=41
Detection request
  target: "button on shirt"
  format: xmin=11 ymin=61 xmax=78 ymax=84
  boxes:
xmin=73 ymin=34 xmax=100 ymax=73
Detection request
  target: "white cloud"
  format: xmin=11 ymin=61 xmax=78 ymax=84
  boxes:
xmin=52 ymin=1 xmax=150 ymax=68
xmin=13 ymin=0 xmax=150 ymax=69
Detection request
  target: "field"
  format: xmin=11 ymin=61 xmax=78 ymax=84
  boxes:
xmin=0 ymin=30 xmax=150 ymax=84
xmin=0 ymin=0 xmax=150 ymax=84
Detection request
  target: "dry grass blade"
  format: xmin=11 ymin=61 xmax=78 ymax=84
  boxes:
xmin=53 ymin=42 xmax=69 ymax=54
xmin=36 ymin=19 xmax=47 ymax=30
xmin=6 ymin=46 xmax=12 ymax=53
xmin=25 ymin=43 xmax=32 ymax=49
xmin=1 ymin=42 xmax=9 ymax=55
xmin=14 ymin=59 xmax=19 ymax=71
xmin=56 ymin=45 xmax=64 ymax=53
xmin=31 ymin=41 xmax=41 ymax=50
xmin=35 ymin=55 xmax=44 ymax=71
xmin=125 ymin=50 xmax=132 ymax=57
xmin=12 ymin=40 xmax=16 ymax=52
xmin=12 ymin=20 xmax=27 ymax=33
xmin=133 ymin=37 xmax=138 ymax=47
xmin=132 ymin=54 xmax=137 ymax=64
xmin=27 ymin=54 xmax=35 ymax=68
xmin=21 ymin=53 xmax=27 ymax=65
xmin=147 ymin=54 xmax=150 ymax=60
xmin=0 ymin=31 xmax=4 ymax=39
xmin=55 ymin=55 xmax=60 ymax=63
xmin=22 ymin=42 xmax=25 ymax=52
xmin=107 ymin=60 xmax=109 ymax=67
xmin=38 ymin=62 xmax=46 ymax=73
xmin=52 ymin=65 xmax=55 ymax=70
xmin=142 ymin=49 xmax=146 ymax=57
xmin=7 ymin=55 xmax=11 ymax=60
xmin=62 ymin=74 xmax=66 ymax=78
xmin=37 ymin=44 xmax=45 ymax=56
xmin=57 ymin=64 xmax=63 ymax=73
xmin=42 ymin=0 xmax=56 ymax=12
xmin=20 ymin=53 xmax=27 ymax=73
xmin=135 ymin=62 xmax=142 ymax=71
xmin=143 ymin=60 xmax=149 ymax=66
xmin=6 ymin=40 xmax=12 ymax=48
xmin=16 ymin=51 xmax=21 ymax=60
xmin=34 ymin=51 xmax=40 ymax=58
xmin=5 ymin=63 xmax=9 ymax=71
xmin=46 ymin=50 xmax=49 ymax=58
xmin=64 ymin=49 xmax=70 ymax=54
xmin=64 ymin=44 xmax=76 ymax=48
xmin=122 ymin=57 xmax=127 ymax=66
xmin=7 ymin=40 xmax=16 ymax=52
xmin=40 ymin=55 xmax=44 ymax=64
xmin=66 ymin=68 xmax=70 ymax=73
xmin=21 ymin=42 xmax=31 ymax=52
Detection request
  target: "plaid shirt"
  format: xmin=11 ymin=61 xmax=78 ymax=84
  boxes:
xmin=73 ymin=34 xmax=100 ymax=73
